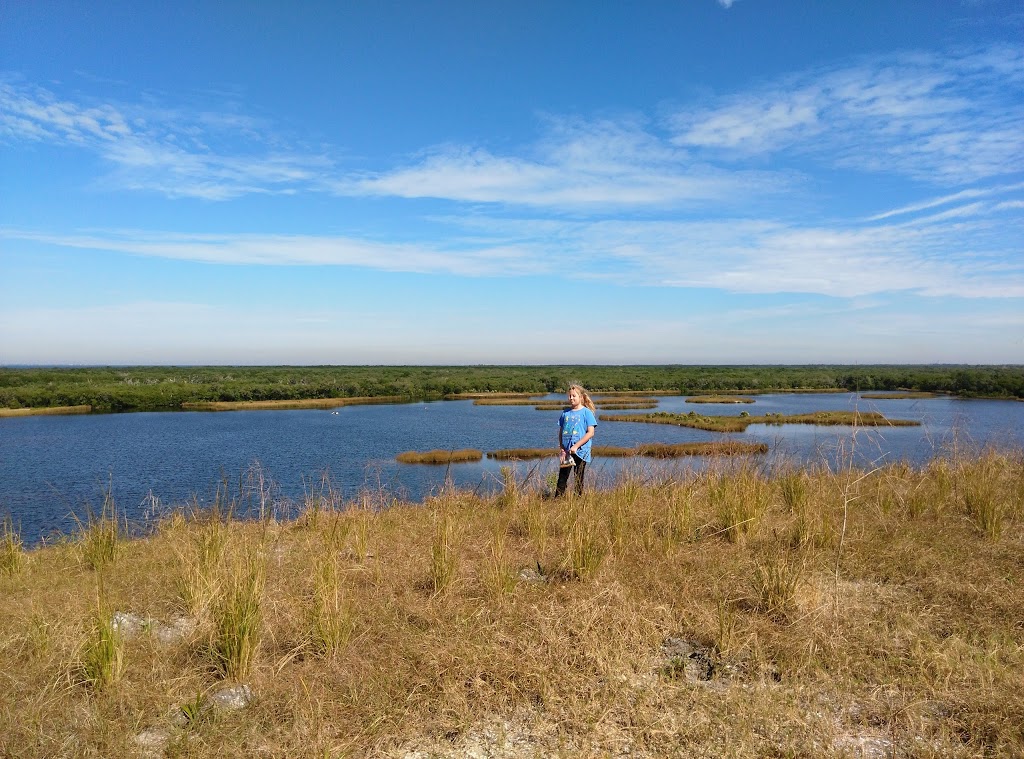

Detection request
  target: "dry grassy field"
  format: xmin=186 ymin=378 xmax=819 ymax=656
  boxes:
xmin=1 ymin=450 xmax=1022 ymax=757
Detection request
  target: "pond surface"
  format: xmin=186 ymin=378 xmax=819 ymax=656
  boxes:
xmin=2 ymin=393 xmax=1022 ymax=544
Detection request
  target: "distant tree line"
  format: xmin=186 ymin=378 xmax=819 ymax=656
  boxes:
xmin=0 ymin=364 xmax=1021 ymax=412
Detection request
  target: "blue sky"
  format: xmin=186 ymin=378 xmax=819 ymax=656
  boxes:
xmin=1 ymin=0 xmax=1022 ymax=365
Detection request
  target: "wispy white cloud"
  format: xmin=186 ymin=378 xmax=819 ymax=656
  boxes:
xmin=0 ymin=80 xmax=330 ymax=199
xmin=335 ymin=117 xmax=789 ymax=209
xmin=5 ymin=196 xmax=1021 ymax=299
xmin=669 ymin=46 xmax=1024 ymax=184
xmin=865 ymin=182 xmax=1024 ymax=220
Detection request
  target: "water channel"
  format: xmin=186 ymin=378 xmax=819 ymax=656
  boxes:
xmin=2 ymin=392 xmax=1022 ymax=544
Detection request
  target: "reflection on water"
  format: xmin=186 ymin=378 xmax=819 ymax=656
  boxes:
xmin=1 ymin=393 xmax=1021 ymax=544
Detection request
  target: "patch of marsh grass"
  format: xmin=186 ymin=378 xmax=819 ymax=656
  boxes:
xmin=751 ymin=550 xmax=807 ymax=620
xmin=1 ymin=517 xmax=25 ymax=576
xmin=77 ymin=600 xmax=124 ymax=690
xmin=397 ymin=449 xmax=483 ymax=464
xmin=959 ymin=453 xmax=1009 ymax=539
xmin=564 ymin=498 xmax=608 ymax=580
xmin=482 ymin=516 xmax=517 ymax=598
xmin=210 ymin=547 xmax=266 ymax=680
xmin=710 ymin=466 xmax=769 ymax=544
xmin=428 ymin=504 xmax=460 ymax=595
xmin=176 ymin=507 xmax=229 ymax=617
xmin=306 ymin=555 xmax=353 ymax=659
xmin=75 ymin=489 xmax=120 ymax=571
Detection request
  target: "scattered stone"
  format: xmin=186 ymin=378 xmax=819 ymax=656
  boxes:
xmin=110 ymin=611 xmax=196 ymax=645
xmin=517 ymin=566 xmax=545 ymax=584
xmin=833 ymin=731 xmax=894 ymax=758
xmin=209 ymin=683 xmax=253 ymax=711
xmin=659 ymin=637 xmax=716 ymax=683
xmin=133 ymin=726 xmax=172 ymax=758
xmin=112 ymin=611 xmax=148 ymax=638
xmin=151 ymin=615 xmax=196 ymax=645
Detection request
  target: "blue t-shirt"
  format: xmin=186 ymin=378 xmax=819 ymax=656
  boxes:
xmin=558 ymin=406 xmax=598 ymax=462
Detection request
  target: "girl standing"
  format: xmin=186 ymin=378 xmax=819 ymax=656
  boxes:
xmin=556 ymin=383 xmax=598 ymax=497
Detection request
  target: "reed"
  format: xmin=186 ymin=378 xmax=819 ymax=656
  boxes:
xmin=77 ymin=601 xmax=124 ymax=690
xmin=396 ymin=449 xmax=483 ymax=464
xmin=0 ymin=404 xmax=92 ymax=417
xmin=488 ymin=442 xmax=768 ymax=460
xmin=176 ymin=505 xmax=229 ymax=617
xmin=181 ymin=396 xmax=406 ymax=411
xmin=709 ymin=466 xmax=769 ymax=544
xmin=75 ymin=489 xmax=120 ymax=571
xmin=306 ymin=555 xmax=353 ymax=659
xmin=0 ymin=517 xmax=25 ymax=576
xmin=210 ymin=547 xmax=266 ymax=680
xmin=563 ymin=498 xmax=607 ymax=580
xmin=959 ymin=453 xmax=1009 ymax=539
xmin=686 ymin=395 xmax=755 ymax=403
xmin=860 ymin=392 xmax=940 ymax=399
xmin=601 ymin=409 xmax=920 ymax=433
xmin=428 ymin=505 xmax=460 ymax=596
xmin=751 ymin=550 xmax=806 ymax=620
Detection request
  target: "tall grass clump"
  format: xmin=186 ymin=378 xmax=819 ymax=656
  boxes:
xmin=210 ymin=547 xmax=266 ymax=680
xmin=429 ymin=505 xmax=460 ymax=595
xmin=307 ymin=555 xmax=353 ymax=659
xmin=564 ymin=499 xmax=608 ymax=580
xmin=496 ymin=465 xmax=521 ymax=510
xmin=78 ymin=602 xmax=124 ymax=690
xmin=751 ymin=550 xmax=806 ymax=621
xmin=176 ymin=511 xmax=229 ymax=617
xmin=710 ymin=465 xmax=768 ymax=544
xmin=658 ymin=480 xmax=696 ymax=550
xmin=1 ymin=517 xmax=25 ymax=576
xmin=959 ymin=453 xmax=1009 ymax=539
xmin=483 ymin=517 xmax=517 ymax=598
xmin=76 ymin=489 xmax=120 ymax=570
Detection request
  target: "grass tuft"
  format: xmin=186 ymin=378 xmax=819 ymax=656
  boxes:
xmin=396 ymin=449 xmax=483 ymax=464
xmin=77 ymin=601 xmax=124 ymax=690
xmin=75 ymin=489 xmax=120 ymax=571
xmin=1 ymin=517 xmax=26 ymax=576
xmin=306 ymin=555 xmax=353 ymax=659
xmin=210 ymin=546 xmax=266 ymax=680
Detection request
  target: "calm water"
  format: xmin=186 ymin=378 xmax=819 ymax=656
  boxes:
xmin=2 ymin=393 xmax=1022 ymax=544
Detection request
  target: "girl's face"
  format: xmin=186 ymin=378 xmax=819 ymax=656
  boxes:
xmin=568 ymin=387 xmax=582 ymax=408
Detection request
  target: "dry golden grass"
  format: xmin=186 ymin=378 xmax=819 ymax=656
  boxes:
xmin=445 ymin=393 xmax=546 ymax=400
xmin=602 ymin=409 xmax=921 ymax=433
xmin=181 ymin=396 xmax=406 ymax=411
xmin=1 ymin=450 xmax=1022 ymax=757
xmin=686 ymin=395 xmax=755 ymax=404
xmin=0 ymin=404 xmax=92 ymax=417
xmin=861 ymin=392 xmax=941 ymax=399
xmin=396 ymin=449 xmax=484 ymax=464
xmin=487 ymin=442 xmax=768 ymax=460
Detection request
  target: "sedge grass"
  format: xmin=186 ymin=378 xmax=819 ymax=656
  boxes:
xmin=210 ymin=546 xmax=266 ymax=681
xmin=686 ymin=395 xmax=755 ymax=404
xmin=0 ymin=404 xmax=92 ymax=417
xmin=1 ymin=517 xmax=25 ymax=576
xmin=602 ymin=409 xmax=920 ymax=433
xmin=75 ymin=489 xmax=121 ymax=571
xmin=76 ymin=600 xmax=124 ymax=690
xmin=306 ymin=555 xmax=353 ymax=659
xmin=487 ymin=441 xmax=768 ymax=460
xmin=181 ymin=396 xmax=406 ymax=411
xmin=1 ymin=450 xmax=1022 ymax=757
xmin=396 ymin=449 xmax=483 ymax=464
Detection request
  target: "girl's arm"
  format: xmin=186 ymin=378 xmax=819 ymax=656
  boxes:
xmin=568 ymin=425 xmax=596 ymax=455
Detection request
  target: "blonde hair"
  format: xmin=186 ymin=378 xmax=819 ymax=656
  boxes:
xmin=568 ymin=383 xmax=597 ymax=412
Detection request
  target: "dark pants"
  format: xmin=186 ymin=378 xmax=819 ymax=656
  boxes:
xmin=555 ymin=453 xmax=587 ymax=497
